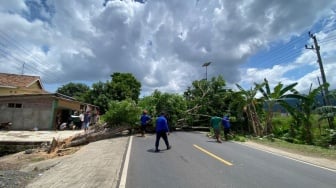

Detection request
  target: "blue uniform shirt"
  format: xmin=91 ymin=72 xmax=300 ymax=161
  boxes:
xmin=155 ymin=115 xmax=169 ymax=132
xmin=222 ymin=116 xmax=230 ymax=128
xmin=140 ymin=114 xmax=151 ymax=126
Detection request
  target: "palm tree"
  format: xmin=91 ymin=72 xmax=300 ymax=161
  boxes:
xmin=236 ymin=84 xmax=264 ymax=136
xmin=257 ymin=78 xmax=298 ymax=135
xmin=280 ymin=84 xmax=324 ymax=144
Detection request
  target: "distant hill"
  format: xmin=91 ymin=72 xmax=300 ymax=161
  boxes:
xmin=266 ymin=91 xmax=336 ymax=113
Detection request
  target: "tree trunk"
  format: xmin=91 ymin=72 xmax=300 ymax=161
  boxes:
xmin=250 ymin=102 xmax=263 ymax=136
xmin=48 ymin=125 xmax=131 ymax=153
xmin=246 ymin=106 xmax=257 ymax=136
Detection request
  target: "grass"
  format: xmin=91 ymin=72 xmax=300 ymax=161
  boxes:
xmin=249 ymin=137 xmax=336 ymax=161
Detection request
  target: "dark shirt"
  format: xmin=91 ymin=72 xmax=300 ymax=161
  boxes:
xmin=140 ymin=114 xmax=151 ymax=126
xmin=84 ymin=113 xmax=91 ymax=124
xmin=222 ymin=116 xmax=230 ymax=128
xmin=155 ymin=115 xmax=169 ymax=132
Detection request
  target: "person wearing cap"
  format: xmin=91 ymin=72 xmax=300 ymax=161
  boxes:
xmin=140 ymin=110 xmax=151 ymax=137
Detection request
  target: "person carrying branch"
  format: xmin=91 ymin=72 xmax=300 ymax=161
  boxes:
xmin=210 ymin=115 xmax=222 ymax=143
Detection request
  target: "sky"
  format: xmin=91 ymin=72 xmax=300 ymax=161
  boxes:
xmin=0 ymin=0 xmax=336 ymax=97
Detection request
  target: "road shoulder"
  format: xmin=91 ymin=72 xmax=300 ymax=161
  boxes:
xmin=238 ymin=141 xmax=336 ymax=171
xmin=24 ymin=136 xmax=129 ymax=188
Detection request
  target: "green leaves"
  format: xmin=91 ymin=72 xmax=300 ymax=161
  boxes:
xmin=102 ymin=99 xmax=141 ymax=127
xmin=139 ymin=90 xmax=187 ymax=127
xmin=108 ymin=73 xmax=141 ymax=102
xmin=56 ymin=82 xmax=90 ymax=101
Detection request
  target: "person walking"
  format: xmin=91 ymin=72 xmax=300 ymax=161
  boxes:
xmin=210 ymin=115 xmax=222 ymax=143
xmin=154 ymin=112 xmax=171 ymax=152
xmin=222 ymin=115 xmax=231 ymax=141
xmin=140 ymin=110 xmax=151 ymax=137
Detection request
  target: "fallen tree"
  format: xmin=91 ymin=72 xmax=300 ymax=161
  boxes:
xmin=48 ymin=123 xmax=133 ymax=154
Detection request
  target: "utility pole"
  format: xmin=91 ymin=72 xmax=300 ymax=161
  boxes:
xmin=305 ymin=32 xmax=329 ymax=105
xmin=306 ymin=32 xmax=333 ymax=129
xmin=317 ymin=76 xmax=326 ymax=105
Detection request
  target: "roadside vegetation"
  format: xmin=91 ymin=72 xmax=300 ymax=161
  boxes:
xmin=57 ymin=72 xmax=336 ymax=155
xmin=250 ymin=136 xmax=336 ymax=160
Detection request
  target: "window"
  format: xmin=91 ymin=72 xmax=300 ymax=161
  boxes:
xmin=15 ymin=103 xmax=22 ymax=108
xmin=8 ymin=103 xmax=23 ymax=108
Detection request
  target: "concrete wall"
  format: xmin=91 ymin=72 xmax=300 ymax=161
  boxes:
xmin=0 ymin=94 xmax=97 ymax=130
xmin=0 ymin=96 xmax=53 ymax=130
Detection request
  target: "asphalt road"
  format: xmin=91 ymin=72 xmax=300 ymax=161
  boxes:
xmin=125 ymin=132 xmax=336 ymax=188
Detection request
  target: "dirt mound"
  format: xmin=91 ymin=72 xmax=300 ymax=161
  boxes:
xmin=0 ymin=144 xmax=80 ymax=188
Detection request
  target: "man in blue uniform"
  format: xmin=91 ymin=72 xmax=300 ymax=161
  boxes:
xmin=155 ymin=112 xmax=171 ymax=152
xmin=140 ymin=110 xmax=151 ymax=137
xmin=222 ymin=115 xmax=231 ymax=141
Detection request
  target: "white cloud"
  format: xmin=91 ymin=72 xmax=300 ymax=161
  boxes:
xmin=0 ymin=0 xmax=27 ymax=12
xmin=0 ymin=0 xmax=335 ymax=96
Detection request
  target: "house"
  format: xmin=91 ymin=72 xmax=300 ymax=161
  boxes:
xmin=0 ymin=73 xmax=98 ymax=130
xmin=0 ymin=73 xmax=47 ymax=95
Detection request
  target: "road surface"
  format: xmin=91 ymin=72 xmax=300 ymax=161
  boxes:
xmin=125 ymin=132 xmax=336 ymax=188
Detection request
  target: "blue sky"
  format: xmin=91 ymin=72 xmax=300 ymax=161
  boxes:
xmin=0 ymin=0 xmax=336 ymax=96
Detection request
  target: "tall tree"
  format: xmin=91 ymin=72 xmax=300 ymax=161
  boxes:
xmin=83 ymin=81 xmax=110 ymax=114
xmin=184 ymin=76 xmax=230 ymax=126
xmin=56 ymin=82 xmax=90 ymax=101
xmin=83 ymin=73 xmax=141 ymax=114
xmin=108 ymin=73 xmax=141 ymax=102
xmin=148 ymin=90 xmax=187 ymax=128
xmin=236 ymin=84 xmax=264 ymax=136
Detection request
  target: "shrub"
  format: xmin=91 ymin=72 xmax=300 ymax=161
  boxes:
xmin=314 ymin=129 xmax=336 ymax=148
xmin=102 ymin=99 xmax=141 ymax=128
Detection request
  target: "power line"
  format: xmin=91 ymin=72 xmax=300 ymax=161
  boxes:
xmin=319 ymin=35 xmax=336 ymax=44
xmin=246 ymin=36 xmax=308 ymax=68
xmin=0 ymin=31 xmax=60 ymax=83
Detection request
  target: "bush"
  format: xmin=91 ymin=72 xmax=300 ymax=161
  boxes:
xmin=314 ymin=129 xmax=336 ymax=148
xmin=272 ymin=117 xmax=291 ymax=137
xmin=102 ymin=99 xmax=141 ymax=128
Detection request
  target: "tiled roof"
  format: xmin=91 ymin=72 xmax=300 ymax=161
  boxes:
xmin=0 ymin=73 xmax=42 ymax=88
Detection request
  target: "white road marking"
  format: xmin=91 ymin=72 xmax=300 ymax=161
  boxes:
xmin=119 ymin=136 xmax=133 ymax=188
xmin=238 ymin=142 xmax=336 ymax=173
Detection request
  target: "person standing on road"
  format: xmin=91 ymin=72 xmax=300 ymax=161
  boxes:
xmin=155 ymin=112 xmax=171 ymax=152
xmin=210 ymin=116 xmax=222 ymax=143
xmin=79 ymin=110 xmax=85 ymax=130
xmin=222 ymin=115 xmax=231 ymax=141
xmin=140 ymin=110 xmax=151 ymax=137
xmin=84 ymin=111 xmax=91 ymax=133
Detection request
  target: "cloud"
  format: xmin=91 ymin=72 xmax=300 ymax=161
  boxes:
xmin=0 ymin=0 xmax=335 ymax=96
